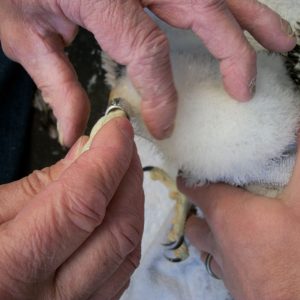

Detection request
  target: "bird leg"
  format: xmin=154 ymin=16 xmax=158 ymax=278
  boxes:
xmin=81 ymin=98 xmax=129 ymax=153
xmin=143 ymin=166 xmax=192 ymax=262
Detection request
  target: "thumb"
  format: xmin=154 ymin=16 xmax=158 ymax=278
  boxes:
xmin=0 ymin=116 xmax=135 ymax=282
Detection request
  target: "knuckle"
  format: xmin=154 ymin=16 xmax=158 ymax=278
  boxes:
xmin=128 ymin=30 xmax=174 ymax=101
xmin=120 ymin=221 xmax=143 ymax=251
xmin=21 ymin=168 xmax=53 ymax=196
xmin=124 ymin=251 xmax=142 ymax=274
xmin=79 ymin=0 xmax=113 ymax=25
xmin=226 ymin=39 xmax=256 ymax=65
xmin=60 ymin=179 xmax=107 ymax=233
xmin=222 ymin=43 xmax=256 ymax=74
xmin=130 ymin=26 xmax=169 ymax=65
xmin=195 ymin=0 xmax=226 ymax=13
xmin=249 ymin=0 xmax=269 ymax=17
xmin=191 ymin=0 xmax=227 ymax=16
xmin=58 ymin=141 xmax=134 ymax=233
xmin=83 ymin=151 xmax=128 ymax=198
xmin=111 ymin=218 xmax=143 ymax=259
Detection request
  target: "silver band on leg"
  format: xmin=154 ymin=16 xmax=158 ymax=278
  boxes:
xmin=205 ymin=253 xmax=220 ymax=280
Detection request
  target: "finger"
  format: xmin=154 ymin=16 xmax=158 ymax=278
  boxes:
xmin=63 ymin=255 xmax=134 ymax=300
xmin=60 ymin=0 xmax=177 ymax=139
xmin=89 ymin=248 xmax=139 ymax=300
xmin=185 ymin=215 xmax=216 ymax=256
xmin=24 ymin=50 xmax=89 ymax=147
xmin=190 ymin=1 xmax=256 ymax=101
xmin=0 ymin=136 xmax=88 ymax=223
xmin=110 ymin=281 xmax=130 ymax=300
xmin=186 ymin=216 xmax=224 ymax=278
xmin=178 ymin=178 xmax=251 ymax=228
xmin=227 ymin=0 xmax=297 ymax=52
xmin=0 ymin=117 xmax=135 ymax=282
xmin=54 ymin=146 xmax=143 ymax=298
xmin=2 ymin=23 xmax=89 ymax=147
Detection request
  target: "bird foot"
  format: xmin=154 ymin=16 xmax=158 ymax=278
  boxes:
xmin=143 ymin=166 xmax=191 ymax=262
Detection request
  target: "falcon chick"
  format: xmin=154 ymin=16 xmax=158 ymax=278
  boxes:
xmin=102 ymin=21 xmax=300 ymax=261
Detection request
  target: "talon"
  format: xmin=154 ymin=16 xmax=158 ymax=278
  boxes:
xmin=162 ymin=236 xmax=184 ymax=250
xmin=162 ymin=240 xmax=177 ymax=247
xmin=163 ymin=240 xmax=189 ymax=263
xmin=164 ymin=255 xmax=182 ymax=263
xmin=143 ymin=166 xmax=154 ymax=172
xmin=142 ymin=165 xmax=191 ymax=261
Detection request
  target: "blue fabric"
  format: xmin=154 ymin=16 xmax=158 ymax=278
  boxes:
xmin=0 ymin=48 xmax=35 ymax=184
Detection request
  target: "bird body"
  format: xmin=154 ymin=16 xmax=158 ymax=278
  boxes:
xmin=111 ymin=3 xmax=300 ymax=299
xmin=104 ymin=33 xmax=300 ymax=190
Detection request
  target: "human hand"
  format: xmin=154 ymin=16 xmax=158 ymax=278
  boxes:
xmin=0 ymin=117 xmax=144 ymax=299
xmin=179 ymin=150 xmax=300 ymax=300
xmin=144 ymin=0 xmax=296 ymax=102
xmin=0 ymin=1 xmax=296 ymax=143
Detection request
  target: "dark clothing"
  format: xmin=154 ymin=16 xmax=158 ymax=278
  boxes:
xmin=0 ymin=47 xmax=35 ymax=184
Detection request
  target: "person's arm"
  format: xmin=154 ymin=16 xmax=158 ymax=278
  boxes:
xmin=0 ymin=0 xmax=296 ymax=144
xmin=179 ymin=144 xmax=300 ymax=300
xmin=0 ymin=116 xmax=144 ymax=299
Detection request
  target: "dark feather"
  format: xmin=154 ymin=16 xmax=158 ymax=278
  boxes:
xmin=286 ymin=22 xmax=300 ymax=89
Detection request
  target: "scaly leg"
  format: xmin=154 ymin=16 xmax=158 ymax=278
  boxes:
xmin=143 ymin=166 xmax=192 ymax=262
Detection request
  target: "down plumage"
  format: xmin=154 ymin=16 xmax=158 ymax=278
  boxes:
xmin=101 ymin=15 xmax=300 ymax=263
xmin=103 ymin=21 xmax=300 ymax=192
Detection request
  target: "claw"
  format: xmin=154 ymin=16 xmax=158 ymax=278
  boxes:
xmin=162 ymin=236 xmax=184 ymax=250
xmin=162 ymin=240 xmax=177 ymax=247
xmin=163 ymin=241 xmax=189 ymax=263
xmin=164 ymin=254 xmax=182 ymax=263
xmin=143 ymin=166 xmax=191 ymax=262
xmin=143 ymin=166 xmax=154 ymax=172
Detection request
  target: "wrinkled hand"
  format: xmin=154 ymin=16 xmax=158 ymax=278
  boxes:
xmin=179 ymin=146 xmax=300 ymax=300
xmin=0 ymin=1 xmax=296 ymax=144
xmin=0 ymin=117 xmax=144 ymax=299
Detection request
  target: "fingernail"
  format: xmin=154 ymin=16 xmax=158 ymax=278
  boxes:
xmin=249 ymin=77 xmax=256 ymax=97
xmin=80 ymin=114 xmax=133 ymax=154
xmin=65 ymin=137 xmax=86 ymax=161
xmin=57 ymin=122 xmax=64 ymax=146
xmin=281 ymin=19 xmax=296 ymax=38
xmin=75 ymin=140 xmax=87 ymax=158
